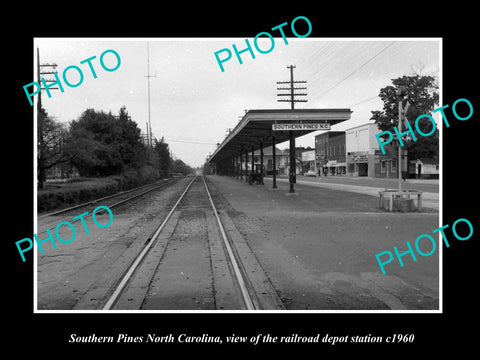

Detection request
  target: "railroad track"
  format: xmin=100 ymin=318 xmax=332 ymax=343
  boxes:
xmin=36 ymin=177 xmax=182 ymax=234
xmin=88 ymin=175 xmax=284 ymax=311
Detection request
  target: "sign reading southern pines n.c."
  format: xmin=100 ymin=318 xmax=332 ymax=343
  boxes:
xmin=272 ymin=123 xmax=330 ymax=131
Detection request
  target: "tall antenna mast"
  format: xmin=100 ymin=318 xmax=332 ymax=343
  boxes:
xmin=145 ymin=42 xmax=157 ymax=146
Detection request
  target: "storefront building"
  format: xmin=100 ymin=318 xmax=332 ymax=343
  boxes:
xmin=409 ymin=158 xmax=439 ymax=179
xmin=345 ymin=123 xmax=380 ymax=177
xmin=344 ymin=122 xmax=436 ymax=179
xmin=301 ymin=149 xmax=316 ymax=174
xmin=253 ymin=146 xmax=289 ymax=175
xmin=314 ymin=131 xmax=346 ymax=176
xmin=374 ymin=143 xmax=404 ymax=179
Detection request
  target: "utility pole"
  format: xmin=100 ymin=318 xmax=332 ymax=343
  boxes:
xmin=37 ymin=47 xmax=59 ymax=110
xmin=145 ymin=42 xmax=157 ymax=147
xmin=276 ymin=65 xmax=307 ymax=193
xmin=145 ymin=122 xmax=150 ymax=146
xmin=37 ymin=47 xmax=59 ymax=189
xmin=277 ymin=65 xmax=308 ymax=109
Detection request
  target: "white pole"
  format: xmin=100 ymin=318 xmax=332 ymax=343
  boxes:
xmin=398 ymin=100 xmax=403 ymax=191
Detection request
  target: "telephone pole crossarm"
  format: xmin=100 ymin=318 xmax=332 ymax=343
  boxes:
xmin=276 ymin=65 xmax=308 ymax=109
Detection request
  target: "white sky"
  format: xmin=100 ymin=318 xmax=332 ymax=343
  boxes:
xmin=34 ymin=38 xmax=440 ymax=168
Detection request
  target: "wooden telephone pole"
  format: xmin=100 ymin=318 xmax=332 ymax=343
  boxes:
xmin=276 ymin=65 xmax=308 ymax=193
xmin=37 ymin=48 xmax=59 ymax=189
xmin=277 ymin=65 xmax=307 ymax=109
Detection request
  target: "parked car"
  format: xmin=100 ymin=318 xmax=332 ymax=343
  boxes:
xmin=304 ymin=170 xmax=317 ymax=177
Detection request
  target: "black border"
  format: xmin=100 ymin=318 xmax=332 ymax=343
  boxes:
xmin=7 ymin=5 xmax=478 ymax=354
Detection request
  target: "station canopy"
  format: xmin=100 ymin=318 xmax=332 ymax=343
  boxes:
xmin=208 ymin=108 xmax=352 ymax=163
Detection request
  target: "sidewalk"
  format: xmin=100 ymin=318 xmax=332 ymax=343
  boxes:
xmin=263 ymin=176 xmax=439 ymax=211
xmin=272 ymin=174 xmax=439 ymax=192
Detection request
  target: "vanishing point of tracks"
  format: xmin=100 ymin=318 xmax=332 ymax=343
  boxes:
xmin=100 ymin=175 xmax=284 ymax=311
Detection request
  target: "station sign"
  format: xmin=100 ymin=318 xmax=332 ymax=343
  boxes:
xmin=272 ymin=123 xmax=331 ymax=131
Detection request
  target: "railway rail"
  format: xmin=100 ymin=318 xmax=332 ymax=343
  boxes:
xmin=93 ymin=175 xmax=283 ymax=311
xmin=36 ymin=177 xmax=182 ymax=234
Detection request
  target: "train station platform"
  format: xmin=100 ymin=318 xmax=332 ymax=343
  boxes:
xmin=205 ymin=174 xmax=440 ymax=310
xmin=208 ymin=173 xmax=439 ymax=212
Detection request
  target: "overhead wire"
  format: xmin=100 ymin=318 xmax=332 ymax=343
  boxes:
xmin=306 ymin=42 xmax=352 ymax=86
xmin=292 ymin=42 xmax=379 ymax=109
xmin=308 ymin=41 xmax=397 ymax=106
xmin=288 ymin=42 xmax=349 ymax=109
xmin=164 ymin=138 xmax=217 ymax=145
xmin=347 ymin=95 xmax=380 ymax=108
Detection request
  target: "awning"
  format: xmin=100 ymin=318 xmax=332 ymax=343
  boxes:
xmin=208 ymin=108 xmax=352 ymax=163
xmin=328 ymin=161 xmax=346 ymax=167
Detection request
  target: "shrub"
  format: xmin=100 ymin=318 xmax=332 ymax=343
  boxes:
xmin=37 ymin=167 xmax=161 ymax=213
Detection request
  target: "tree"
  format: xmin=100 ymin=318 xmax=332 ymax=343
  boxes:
xmin=37 ymin=108 xmax=71 ymax=188
xmin=171 ymin=159 xmax=193 ymax=175
xmin=65 ymin=107 xmax=145 ymax=177
xmin=154 ymin=137 xmax=171 ymax=178
xmin=115 ymin=106 xmax=145 ymax=167
xmin=370 ymin=74 xmax=439 ymax=160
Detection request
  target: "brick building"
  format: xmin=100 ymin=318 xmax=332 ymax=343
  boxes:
xmin=314 ymin=131 xmax=346 ymax=176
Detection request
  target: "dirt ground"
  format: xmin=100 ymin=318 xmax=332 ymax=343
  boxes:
xmin=36 ymin=175 xmax=440 ymax=311
xmin=36 ymin=177 xmax=193 ymax=310
xmin=207 ymin=175 xmax=440 ymax=311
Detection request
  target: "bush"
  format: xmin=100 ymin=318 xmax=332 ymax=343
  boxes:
xmin=37 ymin=166 xmax=162 ymax=213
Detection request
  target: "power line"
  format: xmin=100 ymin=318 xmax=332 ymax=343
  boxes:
xmin=307 ymin=42 xmax=355 ymax=85
xmin=306 ymin=42 xmax=374 ymax=91
xmin=347 ymin=95 xmax=380 ymax=108
xmin=311 ymin=41 xmax=396 ymax=104
xmin=302 ymin=42 xmax=336 ymax=70
xmin=164 ymin=138 xmax=217 ymax=145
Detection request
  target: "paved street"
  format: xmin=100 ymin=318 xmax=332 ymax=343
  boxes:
xmin=269 ymin=175 xmax=439 ymax=211
xmin=282 ymin=174 xmax=439 ymax=192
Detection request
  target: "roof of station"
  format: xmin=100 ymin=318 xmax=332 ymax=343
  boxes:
xmin=208 ymin=108 xmax=352 ymax=163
